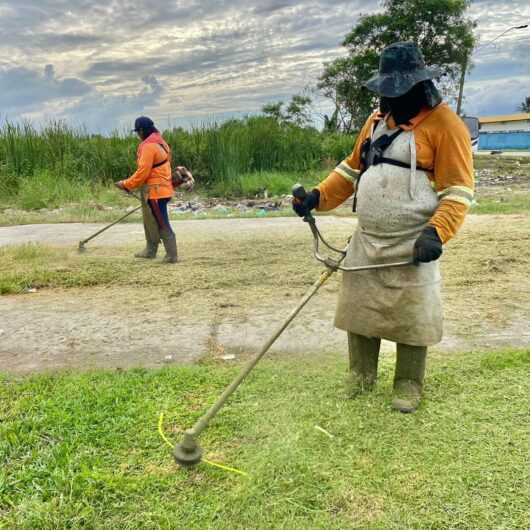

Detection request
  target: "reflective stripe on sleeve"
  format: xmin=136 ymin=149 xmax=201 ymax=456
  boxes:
xmin=334 ymin=161 xmax=359 ymax=182
xmin=437 ymin=185 xmax=474 ymax=207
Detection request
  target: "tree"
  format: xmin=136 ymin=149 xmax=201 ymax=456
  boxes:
xmin=518 ymin=97 xmax=530 ymax=113
xmin=318 ymin=0 xmax=476 ymax=131
xmin=285 ymin=95 xmax=312 ymax=127
xmin=323 ymin=107 xmax=340 ymax=133
xmin=262 ymin=102 xmax=284 ymax=121
xmin=262 ymin=95 xmax=313 ymax=127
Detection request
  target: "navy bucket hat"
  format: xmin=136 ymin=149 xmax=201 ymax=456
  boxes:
xmin=364 ymin=42 xmax=442 ymax=98
xmin=132 ymin=116 xmax=156 ymax=133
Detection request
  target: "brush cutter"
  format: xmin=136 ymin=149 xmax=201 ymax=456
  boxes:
xmin=78 ymin=192 xmax=142 ymax=252
xmin=172 ymin=184 xmax=414 ymax=468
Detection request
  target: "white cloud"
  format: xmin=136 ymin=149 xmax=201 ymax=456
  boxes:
xmin=0 ymin=0 xmax=528 ymax=128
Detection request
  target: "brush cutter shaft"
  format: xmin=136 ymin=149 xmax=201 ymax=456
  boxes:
xmin=79 ymin=204 xmax=142 ymax=247
xmin=188 ymin=255 xmax=345 ymax=438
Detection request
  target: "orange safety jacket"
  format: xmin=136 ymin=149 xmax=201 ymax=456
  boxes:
xmin=121 ymin=132 xmax=173 ymax=199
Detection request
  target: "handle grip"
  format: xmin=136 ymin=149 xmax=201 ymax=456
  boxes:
xmin=292 ymin=183 xmax=316 ymax=225
xmin=292 ymin=183 xmax=307 ymax=201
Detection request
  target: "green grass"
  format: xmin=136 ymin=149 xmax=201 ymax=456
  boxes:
xmin=0 ymin=118 xmax=355 ymax=201
xmin=207 ymin=169 xmax=327 ymax=197
xmin=1 ymin=349 xmax=529 ymax=529
xmin=470 ymin=192 xmax=530 ymax=215
xmin=2 ymin=170 xmax=528 ymax=226
xmin=474 ymin=155 xmax=530 ymax=171
xmin=0 ymin=169 xmax=330 ymax=226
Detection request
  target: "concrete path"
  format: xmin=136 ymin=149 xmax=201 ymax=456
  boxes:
xmin=0 ymin=217 xmax=354 ymax=248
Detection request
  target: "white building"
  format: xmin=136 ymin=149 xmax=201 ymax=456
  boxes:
xmin=478 ymin=113 xmax=530 ymax=150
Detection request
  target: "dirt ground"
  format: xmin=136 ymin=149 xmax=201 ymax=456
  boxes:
xmin=0 ymin=215 xmax=529 ymax=374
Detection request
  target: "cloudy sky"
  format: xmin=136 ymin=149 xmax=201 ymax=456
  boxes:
xmin=0 ymin=0 xmax=528 ymax=132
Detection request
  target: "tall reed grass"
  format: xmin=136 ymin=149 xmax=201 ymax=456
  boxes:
xmin=0 ymin=117 xmax=356 ymax=206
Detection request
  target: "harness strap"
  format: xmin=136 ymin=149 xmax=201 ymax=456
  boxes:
xmin=353 ymin=121 xmax=431 ymax=212
xmin=376 ymin=157 xmax=429 ymax=172
xmin=152 ymin=143 xmax=170 ymax=169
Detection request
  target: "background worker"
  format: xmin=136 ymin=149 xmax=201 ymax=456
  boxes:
xmin=293 ymin=42 xmax=474 ymax=413
xmin=116 ymin=116 xmax=178 ymax=263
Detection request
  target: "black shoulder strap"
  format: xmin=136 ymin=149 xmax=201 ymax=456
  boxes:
xmin=152 ymin=143 xmax=169 ymax=169
xmin=377 ymin=157 xmax=429 ymax=172
xmin=372 ymin=128 xmax=404 ymax=149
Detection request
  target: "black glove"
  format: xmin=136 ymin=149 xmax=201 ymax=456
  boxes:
xmin=414 ymin=226 xmax=443 ymax=263
xmin=292 ymin=189 xmax=320 ymax=217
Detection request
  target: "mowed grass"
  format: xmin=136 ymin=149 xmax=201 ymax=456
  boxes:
xmin=1 ymin=349 xmax=529 ymax=529
xmin=0 ymin=231 xmax=320 ymax=296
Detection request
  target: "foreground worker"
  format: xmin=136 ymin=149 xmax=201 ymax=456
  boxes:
xmin=116 ymin=116 xmax=178 ymax=263
xmin=293 ymin=42 xmax=474 ymax=412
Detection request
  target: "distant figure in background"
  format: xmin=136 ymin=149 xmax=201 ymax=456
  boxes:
xmin=116 ymin=116 xmax=178 ymax=263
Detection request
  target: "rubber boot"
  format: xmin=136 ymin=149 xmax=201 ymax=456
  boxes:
xmin=160 ymin=228 xmax=178 ymax=264
xmin=392 ymin=344 xmax=427 ymax=413
xmin=345 ymin=333 xmax=381 ymax=398
xmin=135 ymin=191 xmax=160 ymax=259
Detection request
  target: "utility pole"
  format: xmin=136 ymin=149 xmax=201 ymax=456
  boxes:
xmin=456 ymin=24 xmax=528 ymax=116
xmin=456 ymin=55 xmax=468 ymax=116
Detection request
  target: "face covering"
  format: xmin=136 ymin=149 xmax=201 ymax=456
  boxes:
xmin=380 ymin=80 xmax=441 ymax=125
xmin=380 ymin=83 xmax=426 ymax=125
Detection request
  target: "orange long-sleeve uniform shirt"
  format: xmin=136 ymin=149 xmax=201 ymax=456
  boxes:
xmin=121 ymin=132 xmax=173 ymax=199
xmin=317 ymin=103 xmax=475 ymax=243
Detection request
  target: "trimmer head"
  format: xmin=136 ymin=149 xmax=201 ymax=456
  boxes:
xmin=78 ymin=241 xmax=86 ymax=253
xmin=173 ymin=431 xmax=203 ymax=468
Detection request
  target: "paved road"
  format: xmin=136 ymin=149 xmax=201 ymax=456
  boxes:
xmin=0 ymin=217 xmax=354 ymax=248
xmin=476 ymin=150 xmax=530 ymax=157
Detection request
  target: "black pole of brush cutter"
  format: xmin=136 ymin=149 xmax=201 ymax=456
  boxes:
xmin=173 ymin=185 xmax=415 ymax=468
xmin=78 ymin=191 xmax=142 ymax=251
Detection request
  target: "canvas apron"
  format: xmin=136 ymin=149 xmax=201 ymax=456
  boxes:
xmin=334 ymin=119 xmax=443 ymax=346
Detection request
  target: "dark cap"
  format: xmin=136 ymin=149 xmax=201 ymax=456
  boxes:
xmin=364 ymin=42 xmax=442 ymax=98
xmin=132 ymin=116 xmax=155 ymax=132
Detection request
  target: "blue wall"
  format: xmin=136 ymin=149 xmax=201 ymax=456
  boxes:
xmin=479 ymin=131 xmax=530 ymax=150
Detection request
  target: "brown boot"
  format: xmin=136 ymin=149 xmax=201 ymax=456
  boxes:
xmin=135 ymin=189 xmax=160 ymax=259
xmin=134 ymin=247 xmax=158 ymax=259
xmin=160 ymin=228 xmax=178 ymax=264
xmin=345 ymin=333 xmax=380 ymax=398
xmin=392 ymin=344 xmax=427 ymax=413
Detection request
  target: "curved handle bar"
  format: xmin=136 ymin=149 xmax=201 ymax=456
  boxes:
xmin=292 ymin=183 xmax=415 ymax=272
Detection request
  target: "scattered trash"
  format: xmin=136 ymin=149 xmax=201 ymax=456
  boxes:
xmin=168 ymin=195 xmax=289 ymax=217
xmin=25 ymin=288 xmax=38 ymax=293
xmin=221 ymin=354 xmax=236 ymax=361
xmin=163 ymin=355 xmax=174 ymax=363
xmin=475 ymin=168 xmax=528 ymax=187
